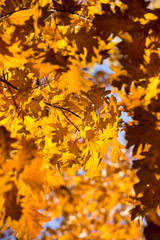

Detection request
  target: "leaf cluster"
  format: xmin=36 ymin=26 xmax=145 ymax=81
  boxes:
xmin=1 ymin=0 xmax=160 ymax=239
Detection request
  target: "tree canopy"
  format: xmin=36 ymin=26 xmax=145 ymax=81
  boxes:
xmin=0 ymin=0 xmax=160 ymax=239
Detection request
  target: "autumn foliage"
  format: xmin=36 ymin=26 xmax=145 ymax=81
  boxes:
xmin=0 ymin=0 xmax=160 ymax=239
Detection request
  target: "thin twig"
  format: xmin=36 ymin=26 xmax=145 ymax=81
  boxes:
xmin=25 ymin=109 xmax=33 ymax=118
xmin=0 ymin=77 xmax=19 ymax=91
xmin=49 ymin=9 xmax=92 ymax=22
xmin=44 ymin=101 xmax=80 ymax=131
xmin=0 ymin=7 xmax=92 ymax=22
xmin=61 ymin=109 xmax=80 ymax=131
xmin=44 ymin=101 xmax=81 ymax=118
xmin=0 ymin=8 xmax=28 ymax=21
xmin=8 ymin=87 xmax=18 ymax=108
xmin=3 ymin=71 xmax=18 ymax=109
xmin=17 ymin=109 xmax=22 ymax=118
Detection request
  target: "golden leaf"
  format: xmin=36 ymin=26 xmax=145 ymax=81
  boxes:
xmin=57 ymin=63 xmax=92 ymax=94
xmin=8 ymin=10 xmax=32 ymax=25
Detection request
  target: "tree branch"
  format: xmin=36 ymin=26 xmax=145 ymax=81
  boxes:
xmin=0 ymin=8 xmax=28 ymax=21
xmin=44 ymin=101 xmax=81 ymax=119
xmin=61 ymin=109 xmax=80 ymax=131
xmin=0 ymin=77 xmax=19 ymax=91
xmin=2 ymin=71 xmax=18 ymax=109
xmin=49 ymin=9 xmax=92 ymax=22
xmin=44 ymin=101 xmax=80 ymax=131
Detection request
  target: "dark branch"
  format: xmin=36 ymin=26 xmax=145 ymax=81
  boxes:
xmin=0 ymin=7 xmax=91 ymax=22
xmin=0 ymin=77 xmax=19 ymax=91
xmin=61 ymin=109 xmax=80 ymax=131
xmin=49 ymin=9 xmax=92 ymax=22
xmin=44 ymin=101 xmax=81 ymax=119
xmin=0 ymin=8 xmax=28 ymax=21
xmin=2 ymin=71 xmax=18 ymax=108
xmin=44 ymin=101 xmax=80 ymax=131
xmin=8 ymin=86 xmax=18 ymax=108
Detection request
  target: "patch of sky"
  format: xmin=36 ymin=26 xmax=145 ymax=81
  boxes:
xmin=76 ymin=168 xmax=86 ymax=176
xmin=92 ymin=59 xmax=114 ymax=76
xmin=118 ymin=111 xmax=132 ymax=146
xmin=0 ymin=228 xmax=16 ymax=240
xmin=38 ymin=216 xmax=65 ymax=239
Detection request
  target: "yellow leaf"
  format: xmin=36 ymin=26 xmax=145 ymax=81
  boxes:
xmin=8 ymin=10 xmax=32 ymax=25
xmin=110 ymin=138 xmax=123 ymax=162
xmin=145 ymin=76 xmax=160 ymax=104
xmin=144 ymin=13 xmax=158 ymax=21
xmin=39 ymin=0 xmax=50 ymax=7
xmin=85 ymin=145 xmax=101 ymax=178
xmin=0 ymin=174 xmax=12 ymax=195
xmin=57 ymin=63 xmax=92 ymax=94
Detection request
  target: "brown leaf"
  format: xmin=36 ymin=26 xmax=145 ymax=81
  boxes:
xmin=4 ymin=181 xmax=22 ymax=221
